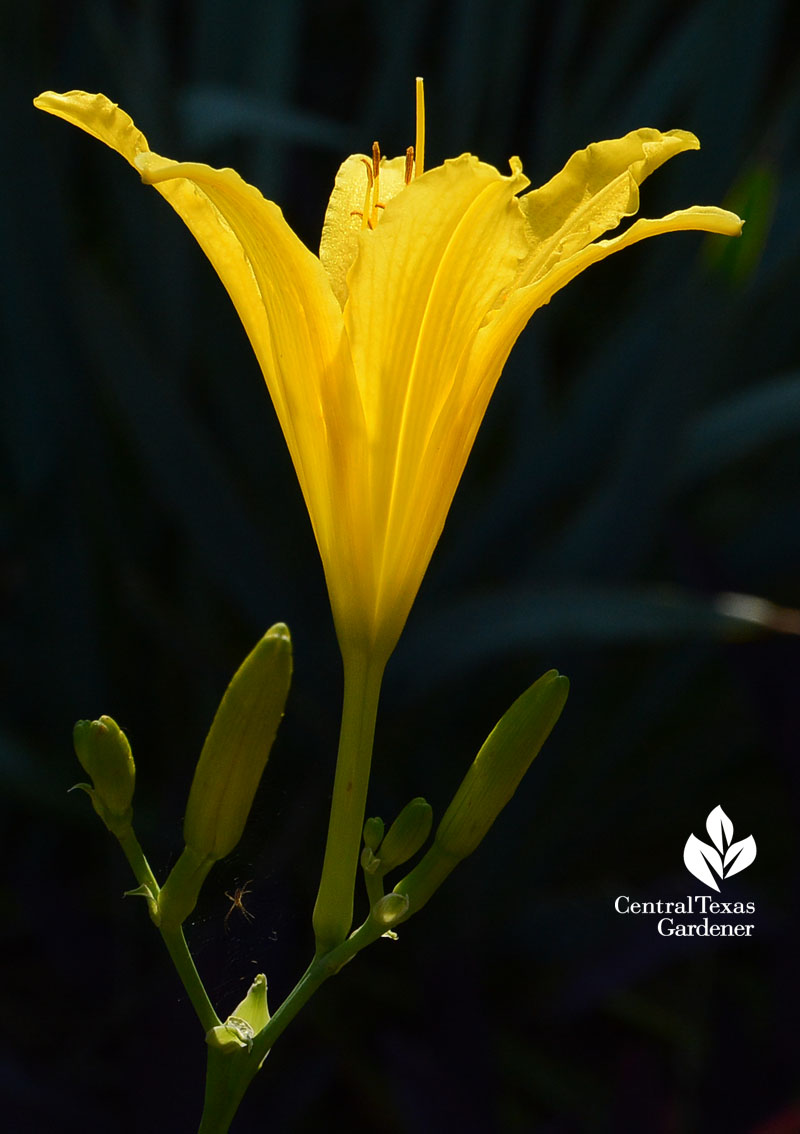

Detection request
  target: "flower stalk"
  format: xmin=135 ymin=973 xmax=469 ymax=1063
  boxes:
xmin=312 ymin=649 xmax=386 ymax=953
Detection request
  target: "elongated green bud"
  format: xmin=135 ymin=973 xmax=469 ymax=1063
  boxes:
xmin=375 ymin=797 xmax=433 ymax=875
xmin=72 ymin=716 xmax=135 ymax=835
xmin=394 ymin=670 xmax=569 ymax=917
xmin=183 ymin=624 xmax=292 ymax=861
xmin=363 ymin=816 xmax=385 ymax=851
xmin=436 ymin=671 xmax=568 ymax=859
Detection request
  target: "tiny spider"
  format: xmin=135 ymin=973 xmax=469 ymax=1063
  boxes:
xmin=224 ymin=880 xmax=255 ymax=931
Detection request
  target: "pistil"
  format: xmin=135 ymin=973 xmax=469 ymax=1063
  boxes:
xmin=415 ymin=76 xmax=425 ymax=176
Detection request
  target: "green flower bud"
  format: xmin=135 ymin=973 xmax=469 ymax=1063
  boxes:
xmin=435 ymin=671 xmax=568 ymax=859
xmin=375 ymin=797 xmax=433 ymax=875
xmin=372 ymin=892 xmax=409 ymax=928
xmin=394 ymin=670 xmax=569 ymax=916
xmin=360 ymin=845 xmax=381 ymax=875
xmin=72 ymin=716 xmax=135 ymax=834
xmin=184 ymin=624 xmax=292 ymax=862
xmin=156 ymin=844 xmax=215 ymax=932
xmin=363 ymin=816 xmax=385 ymax=851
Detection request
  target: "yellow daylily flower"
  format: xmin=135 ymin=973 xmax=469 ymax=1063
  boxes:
xmin=36 ymin=85 xmax=742 ymax=952
xmin=34 ymin=85 xmax=742 ymax=671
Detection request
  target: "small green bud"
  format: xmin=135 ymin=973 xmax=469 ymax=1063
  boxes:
xmin=395 ymin=670 xmax=569 ymax=916
xmin=363 ymin=816 xmax=385 ymax=851
xmin=184 ymin=624 xmax=292 ymax=862
xmin=72 ymin=716 xmax=135 ymax=834
xmin=375 ymin=797 xmax=433 ymax=875
xmin=372 ymin=892 xmax=409 ymax=928
xmin=360 ymin=845 xmax=381 ymax=875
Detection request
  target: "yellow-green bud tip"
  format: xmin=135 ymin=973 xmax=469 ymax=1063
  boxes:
xmin=372 ymin=892 xmax=409 ymax=928
xmin=183 ymin=624 xmax=292 ymax=862
xmin=73 ymin=715 xmax=135 ymax=821
xmin=363 ymin=816 xmax=385 ymax=851
xmin=435 ymin=669 xmax=569 ymax=863
xmin=375 ymin=797 xmax=433 ymax=875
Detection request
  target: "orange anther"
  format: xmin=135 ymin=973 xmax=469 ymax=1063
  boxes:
xmin=404 ymin=147 xmax=414 ymax=186
xmin=360 ymin=157 xmax=374 ymax=187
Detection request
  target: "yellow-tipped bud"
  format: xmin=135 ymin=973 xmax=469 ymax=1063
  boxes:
xmin=394 ymin=670 xmax=569 ymax=916
xmin=375 ymin=797 xmax=432 ymax=875
xmin=72 ymin=715 xmax=135 ymax=835
xmin=184 ymin=624 xmax=292 ymax=861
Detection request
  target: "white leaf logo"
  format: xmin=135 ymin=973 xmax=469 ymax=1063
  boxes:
xmin=684 ymin=806 xmax=756 ymax=889
xmin=706 ymin=804 xmax=733 ymax=852
xmin=724 ymin=835 xmax=757 ymax=878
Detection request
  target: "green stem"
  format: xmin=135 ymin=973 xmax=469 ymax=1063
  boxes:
xmin=116 ymin=825 xmax=160 ymax=908
xmin=363 ymin=862 xmax=385 ymax=912
xmin=161 ymin=926 xmax=220 ymax=1033
xmin=198 ymin=1046 xmax=259 ymax=1134
xmin=196 ymin=916 xmax=388 ymax=1134
xmin=117 ymin=826 xmax=220 ymax=1032
xmin=252 ymin=916 xmax=385 ymax=1065
xmin=312 ymin=650 xmax=386 ymax=953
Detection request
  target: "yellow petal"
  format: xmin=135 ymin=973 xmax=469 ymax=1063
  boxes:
xmin=398 ymin=202 xmax=743 ymax=613
xmin=320 ymin=153 xmax=409 ymax=307
xmin=522 ymin=204 xmax=745 ymax=309
xmin=343 ymin=154 xmax=530 ymax=639
xmin=467 ymin=204 xmax=744 ymax=457
xmin=134 ymin=151 xmax=375 ymax=641
xmin=34 ymin=89 xmax=151 ymax=165
xmin=34 ymin=91 xmax=373 ymax=643
xmin=518 ymin=128 xmax=701 ymax=282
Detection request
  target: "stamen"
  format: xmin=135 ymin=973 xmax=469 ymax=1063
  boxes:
xmin=358 ymin=157 xmax=373 ymax=229
xmin=351 ymin=83 xmax=425 ymax=233
xmin=371 ymin=141 xmax=382 ymax=227
xmin=415 ymin=77 xmax=425 ymax=177
xmin=404 ymin=147 xmax=414 ymax=186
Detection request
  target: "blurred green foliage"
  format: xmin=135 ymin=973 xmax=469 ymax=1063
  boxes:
xmin=3 ymin=1 xmax=799 ymax=1131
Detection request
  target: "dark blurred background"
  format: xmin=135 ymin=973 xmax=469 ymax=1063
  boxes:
xmin=3 ymin=1 xmax=799 ymax=1131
